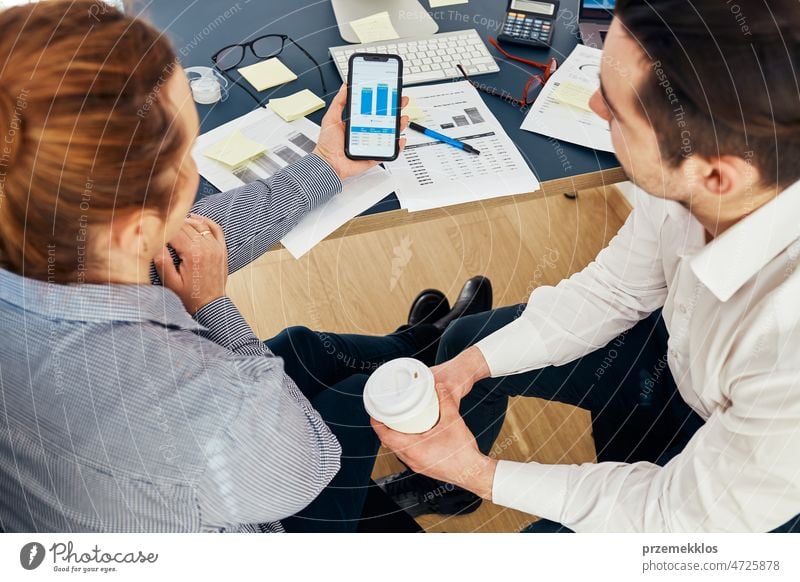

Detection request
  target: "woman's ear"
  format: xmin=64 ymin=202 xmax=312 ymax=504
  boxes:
xmin=106 ymin=209 xmax=161 ymax=259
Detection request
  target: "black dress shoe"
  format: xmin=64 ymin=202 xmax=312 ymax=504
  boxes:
xmin=433 ymin=276 xmax=493 ymax=331
xmin=375 ymin=469 xmax=482 ymax=518
xmin=397 ymin=289 xmax=450 ymax=366
xmin=408 ymin=289 xmax=451 ymax=327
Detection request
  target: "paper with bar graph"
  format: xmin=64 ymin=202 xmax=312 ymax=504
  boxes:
xmin=193 ymin=107 xmax=397 ymax=258
xmin=384 ymin=81 xmax=539 ymax=212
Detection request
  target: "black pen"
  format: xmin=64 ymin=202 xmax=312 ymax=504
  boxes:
xmin=408 ymin=122 xmax=481 ymax=155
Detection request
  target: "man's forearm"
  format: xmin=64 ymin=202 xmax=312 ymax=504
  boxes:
xmin=474 ymin=205 xmax=668 ymax=378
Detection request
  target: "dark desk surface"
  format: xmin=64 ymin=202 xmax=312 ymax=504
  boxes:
xmin=145 ymin=0 xmax=622 ymax=217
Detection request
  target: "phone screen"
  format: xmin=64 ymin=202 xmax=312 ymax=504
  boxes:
xmin=347 ymin=55 xmax=401 ymax=160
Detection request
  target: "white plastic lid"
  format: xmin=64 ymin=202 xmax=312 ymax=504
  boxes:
xmin=364 ymin=358 xmax=435 ymax=424
xmin=190 ymin=76 xmax=222 ymax=104
xmin=185 ymin=66 xmax=224 ymax=105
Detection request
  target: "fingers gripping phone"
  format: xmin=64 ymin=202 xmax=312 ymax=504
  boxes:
xmin=345 ymin=53 xmax=403 ymax=161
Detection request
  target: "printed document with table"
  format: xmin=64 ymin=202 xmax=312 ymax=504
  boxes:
xmin=385 ymin=81 xmax=539 ymax=212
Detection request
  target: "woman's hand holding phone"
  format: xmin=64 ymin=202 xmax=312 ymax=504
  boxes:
xmin=313 ymin=84 xmax=408 ymax=181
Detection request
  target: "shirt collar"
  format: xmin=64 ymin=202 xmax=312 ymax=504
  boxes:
xmin=0 ymin=268 xmax=201 ymax=330
xmin=690 ymin=178 xmax=800 ymax=302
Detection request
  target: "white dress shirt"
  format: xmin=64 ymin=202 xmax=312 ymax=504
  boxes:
xmin=476 ymin=181 xmax=800 ymax=532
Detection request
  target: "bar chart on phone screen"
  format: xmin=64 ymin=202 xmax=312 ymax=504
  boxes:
xmin=349 ymin=79 xmax=399 ymax=157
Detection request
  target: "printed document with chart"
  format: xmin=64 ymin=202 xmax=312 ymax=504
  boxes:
xmin=385 ymin=81 xmax=539 ymax=212
xmin=521 ymin=44 xmax=613 ymax=152
xmin=193 ymin=108 xmax=396 ymax=258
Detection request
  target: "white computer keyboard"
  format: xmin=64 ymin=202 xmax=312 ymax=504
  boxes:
xmin=329 ymin=29 xmax=499 ymax=85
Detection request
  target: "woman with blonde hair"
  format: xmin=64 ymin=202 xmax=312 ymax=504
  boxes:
xmin=0 ymin=0 xmax=491 ymax=532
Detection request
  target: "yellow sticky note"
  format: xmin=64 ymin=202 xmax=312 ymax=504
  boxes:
xmin=349 ymin=11 xmax=400 ymax=44
xmin=268 ymin=89 xmax=325 ymax=122
xmin=238 ymin=58 xmax=297 ymax=91
xmin=203 ymin=130 xmax=267 ymax=167
xmin=551 ymin=81 xmax=595 ymax=112
xmin=402 ymin=96 xmax=424 ymax=121
xmin=429 ymin=0 xmax=468 ymax=7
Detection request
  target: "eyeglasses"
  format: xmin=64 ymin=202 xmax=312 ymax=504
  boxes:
xmin=211 ymin=34 xmax=327 ymax=104
xmin=459 ymin=38 xmax=558 ymax=109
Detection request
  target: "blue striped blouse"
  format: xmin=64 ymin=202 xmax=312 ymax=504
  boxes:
xmin=0 ymin=154 xmax=344 ymax=532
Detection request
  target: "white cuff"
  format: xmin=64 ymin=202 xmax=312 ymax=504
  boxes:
xmin=475 ymin=315 xmax=550 ymax=377
xmin=492 ymin=460 xmax=572 ymax=524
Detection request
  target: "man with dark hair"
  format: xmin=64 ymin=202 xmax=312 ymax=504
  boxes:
xmin=373 ymin=0 xmax=800 ymax=532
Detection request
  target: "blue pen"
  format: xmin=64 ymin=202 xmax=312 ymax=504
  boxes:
xmin=408 ymin=122 xmax=481 ymax=155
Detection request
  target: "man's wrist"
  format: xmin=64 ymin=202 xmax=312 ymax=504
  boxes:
xmin=462 ymin=345 xmax=491 ymax=383
xmin=455 ymin=453 xmax=497 ymax=501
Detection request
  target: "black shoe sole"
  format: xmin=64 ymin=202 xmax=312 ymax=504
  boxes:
xmin=376 ymin=471 xmax=483 ymax=518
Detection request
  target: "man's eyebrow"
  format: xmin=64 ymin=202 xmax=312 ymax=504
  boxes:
xmin=599 ymin=79 xmax=622 ymax=121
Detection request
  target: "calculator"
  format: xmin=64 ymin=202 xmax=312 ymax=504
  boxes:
xmin=498 ymin=0 xmax=559 ymax=48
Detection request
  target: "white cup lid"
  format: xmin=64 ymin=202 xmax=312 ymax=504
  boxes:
xmin=364 ymin=358 xmax=434 ymax=422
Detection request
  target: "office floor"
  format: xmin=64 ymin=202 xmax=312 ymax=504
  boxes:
xmin=226 ymin=185 xmax=632 ymax=533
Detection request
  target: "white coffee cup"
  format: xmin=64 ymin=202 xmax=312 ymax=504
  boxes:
xmin=364 ymin=358 xmax=439 ymax=434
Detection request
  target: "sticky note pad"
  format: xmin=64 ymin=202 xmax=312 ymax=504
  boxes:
xmin=238 ymin=58 xmax=297 ymax=91
xmin=349 ymin=11 xmax=400 ymax=44
xmin=402 ymin=96 xmax=424 ymax=121
xmin=203 ymin=130 xmax=267 ymax=167
xmin=551 ymin=81 xmax=595 ymax=112
xmin=429 ymin=0 xmax=468 ymax=7
xmin=268 ymin=89 xmax=325 ymax=122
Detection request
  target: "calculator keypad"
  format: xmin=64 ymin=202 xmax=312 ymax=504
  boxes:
xmin=502 ymin=12 xmax=553 ymax=44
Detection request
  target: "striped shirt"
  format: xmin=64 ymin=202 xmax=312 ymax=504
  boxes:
xmin=0 ymin=154 xmax=343 ymax=532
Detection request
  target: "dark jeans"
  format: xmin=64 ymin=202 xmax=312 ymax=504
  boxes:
xmin=264 ymin=325 xmax=422 ymax=533
xmin=437 ymin=305 xmax=800 ymax=533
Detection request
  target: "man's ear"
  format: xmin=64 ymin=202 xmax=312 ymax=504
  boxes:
xmin=684 ymin=154 xmax=759 ymax=198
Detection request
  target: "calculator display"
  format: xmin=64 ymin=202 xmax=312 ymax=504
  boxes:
xmin=510 ymin=0 xmax=555 ymax=15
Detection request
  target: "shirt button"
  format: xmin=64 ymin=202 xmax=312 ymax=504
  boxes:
xmin=669 ymin=348 xmax=678 ymax=358
xmin=678 ymin=303 xmax=688 ymax=314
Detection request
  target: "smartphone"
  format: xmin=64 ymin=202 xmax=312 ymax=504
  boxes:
xmin=345 ymin=53 xmax=403 ymax=161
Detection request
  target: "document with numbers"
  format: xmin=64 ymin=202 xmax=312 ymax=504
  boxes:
xmin=384 ymin=81 xmax=539 ymax=212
